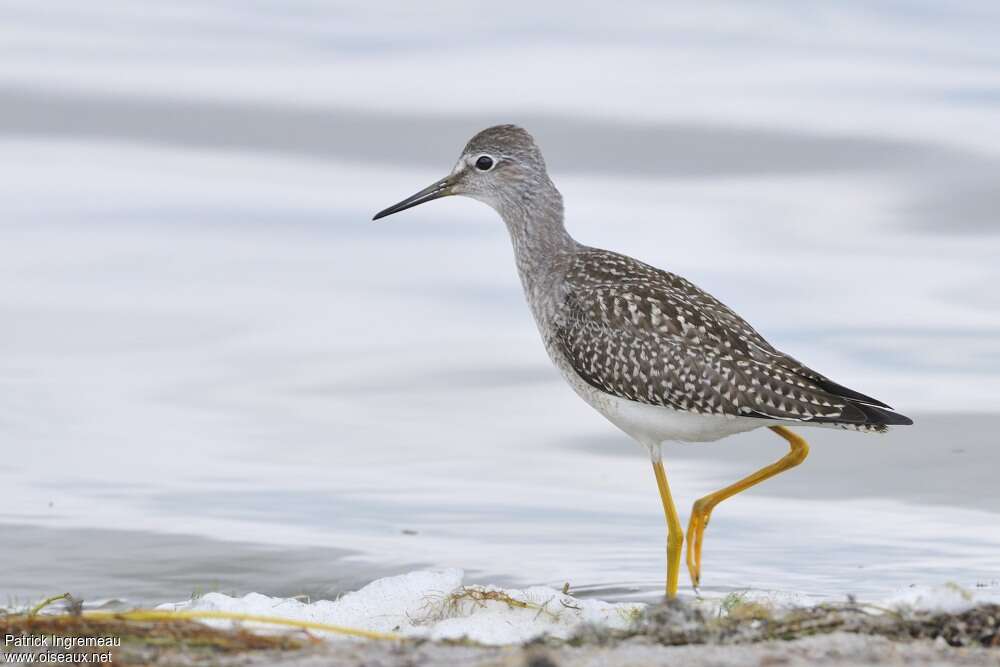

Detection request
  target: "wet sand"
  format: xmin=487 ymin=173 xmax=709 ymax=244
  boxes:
xmin=197 ymin=635 xmax=1000 ymax=667
xmin=5 ymin=602 xmax=999 ymax=666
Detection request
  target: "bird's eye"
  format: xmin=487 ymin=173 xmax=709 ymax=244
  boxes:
xmin=475 ymin=155 xmax=495 ymax=171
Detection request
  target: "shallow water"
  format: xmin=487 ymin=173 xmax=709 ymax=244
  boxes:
xmin=3 ymin=414 xmax=1000 ymax=607
xmin=1 ymin=2 xmax=999 ymax=608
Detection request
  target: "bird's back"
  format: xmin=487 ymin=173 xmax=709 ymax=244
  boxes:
xmin=553 ymin=247 xmax=911 ymax=431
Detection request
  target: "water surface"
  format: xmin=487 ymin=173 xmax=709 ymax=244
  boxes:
xmin=1 ymin=1 xmax=999 ymax=607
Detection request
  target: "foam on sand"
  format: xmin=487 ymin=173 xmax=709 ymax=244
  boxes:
xmin=883 ymin=582 xmax=1000 ymax=614
xmin=159 ymin=571 xmax=1000 ymax=647
xmin=160 ymin=569 xmax=643 ymax=645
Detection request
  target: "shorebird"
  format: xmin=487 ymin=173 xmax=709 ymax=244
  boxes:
xmin=373 ymin=125 xmax=912 ymax=598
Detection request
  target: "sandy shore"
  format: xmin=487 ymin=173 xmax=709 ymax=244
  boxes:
xmin=5 ymin=598 xmax=998 ymax=666
xmin=216 ymin=634 xmax=1000 ymax=667
xmin=8 ymin=630 xmax=997 ymax=666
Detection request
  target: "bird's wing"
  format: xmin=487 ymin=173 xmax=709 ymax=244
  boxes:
xmin=553 ymin=249 xmax=909 ymax=427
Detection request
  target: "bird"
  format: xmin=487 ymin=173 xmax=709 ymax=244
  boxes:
xmin=372 ymin=125 xmax=912 ymax=599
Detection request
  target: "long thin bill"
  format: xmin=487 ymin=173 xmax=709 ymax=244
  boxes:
xmin=372 ymin=177 xmax=453 ymax=220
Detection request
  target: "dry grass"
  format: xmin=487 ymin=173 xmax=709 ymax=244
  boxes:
xmin=4 ymin=593 xmax=997 ymax=666
xmin=0 ymin=612 xmax=310 ymax=665
xmin=585 ymin=599 xmax=1000 ymax=648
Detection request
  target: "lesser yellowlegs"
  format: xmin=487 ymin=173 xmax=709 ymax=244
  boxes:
xmin=373 ymin=125 xmax=912 ymax=598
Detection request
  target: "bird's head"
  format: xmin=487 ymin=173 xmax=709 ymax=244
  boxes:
xmin=373 ymin=125 xmax=551 ymax=220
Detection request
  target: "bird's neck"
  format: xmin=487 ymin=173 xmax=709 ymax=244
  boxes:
xmin=495 ymin=178 xmax=576 ymax=309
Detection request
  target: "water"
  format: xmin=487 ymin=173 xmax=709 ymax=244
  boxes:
xmin=1 ymin=1 xmax=999 ymax=608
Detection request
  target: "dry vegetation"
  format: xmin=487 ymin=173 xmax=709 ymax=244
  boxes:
xmin=1 ymin=596 xmax=997 ymax=666
xmin=0 ymin=613 xmax=308 ymax=665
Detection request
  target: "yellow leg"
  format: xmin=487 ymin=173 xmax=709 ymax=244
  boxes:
xmin=652 ymin=458 xmax=684 ymax=599
xmin=685 ymin=425 xmax=810 ymax=589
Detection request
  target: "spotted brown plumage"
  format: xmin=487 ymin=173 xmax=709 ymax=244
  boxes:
xmin=555 ymin=247 xmax=911 ymax=431
xmin=374 ymin=124 xmax=914 ymax=599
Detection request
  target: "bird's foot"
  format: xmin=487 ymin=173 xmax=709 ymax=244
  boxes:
xmin=685 ymin=500 xmax=713 ymax=589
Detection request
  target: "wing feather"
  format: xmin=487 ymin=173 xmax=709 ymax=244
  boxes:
xmin=554 ymin=249 xmax=909 ymax=427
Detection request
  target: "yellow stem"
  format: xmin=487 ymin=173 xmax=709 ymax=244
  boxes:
xmin=28 ymin=593 xmax=72 ymax=617
xmin=80 ymin=610 xmax=403 ymax=641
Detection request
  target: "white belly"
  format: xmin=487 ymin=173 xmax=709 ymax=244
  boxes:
xmin=549 ymin=348 xmax=763 ymax=449
xmin=585 ymin=388 xmax=763 ymax=446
